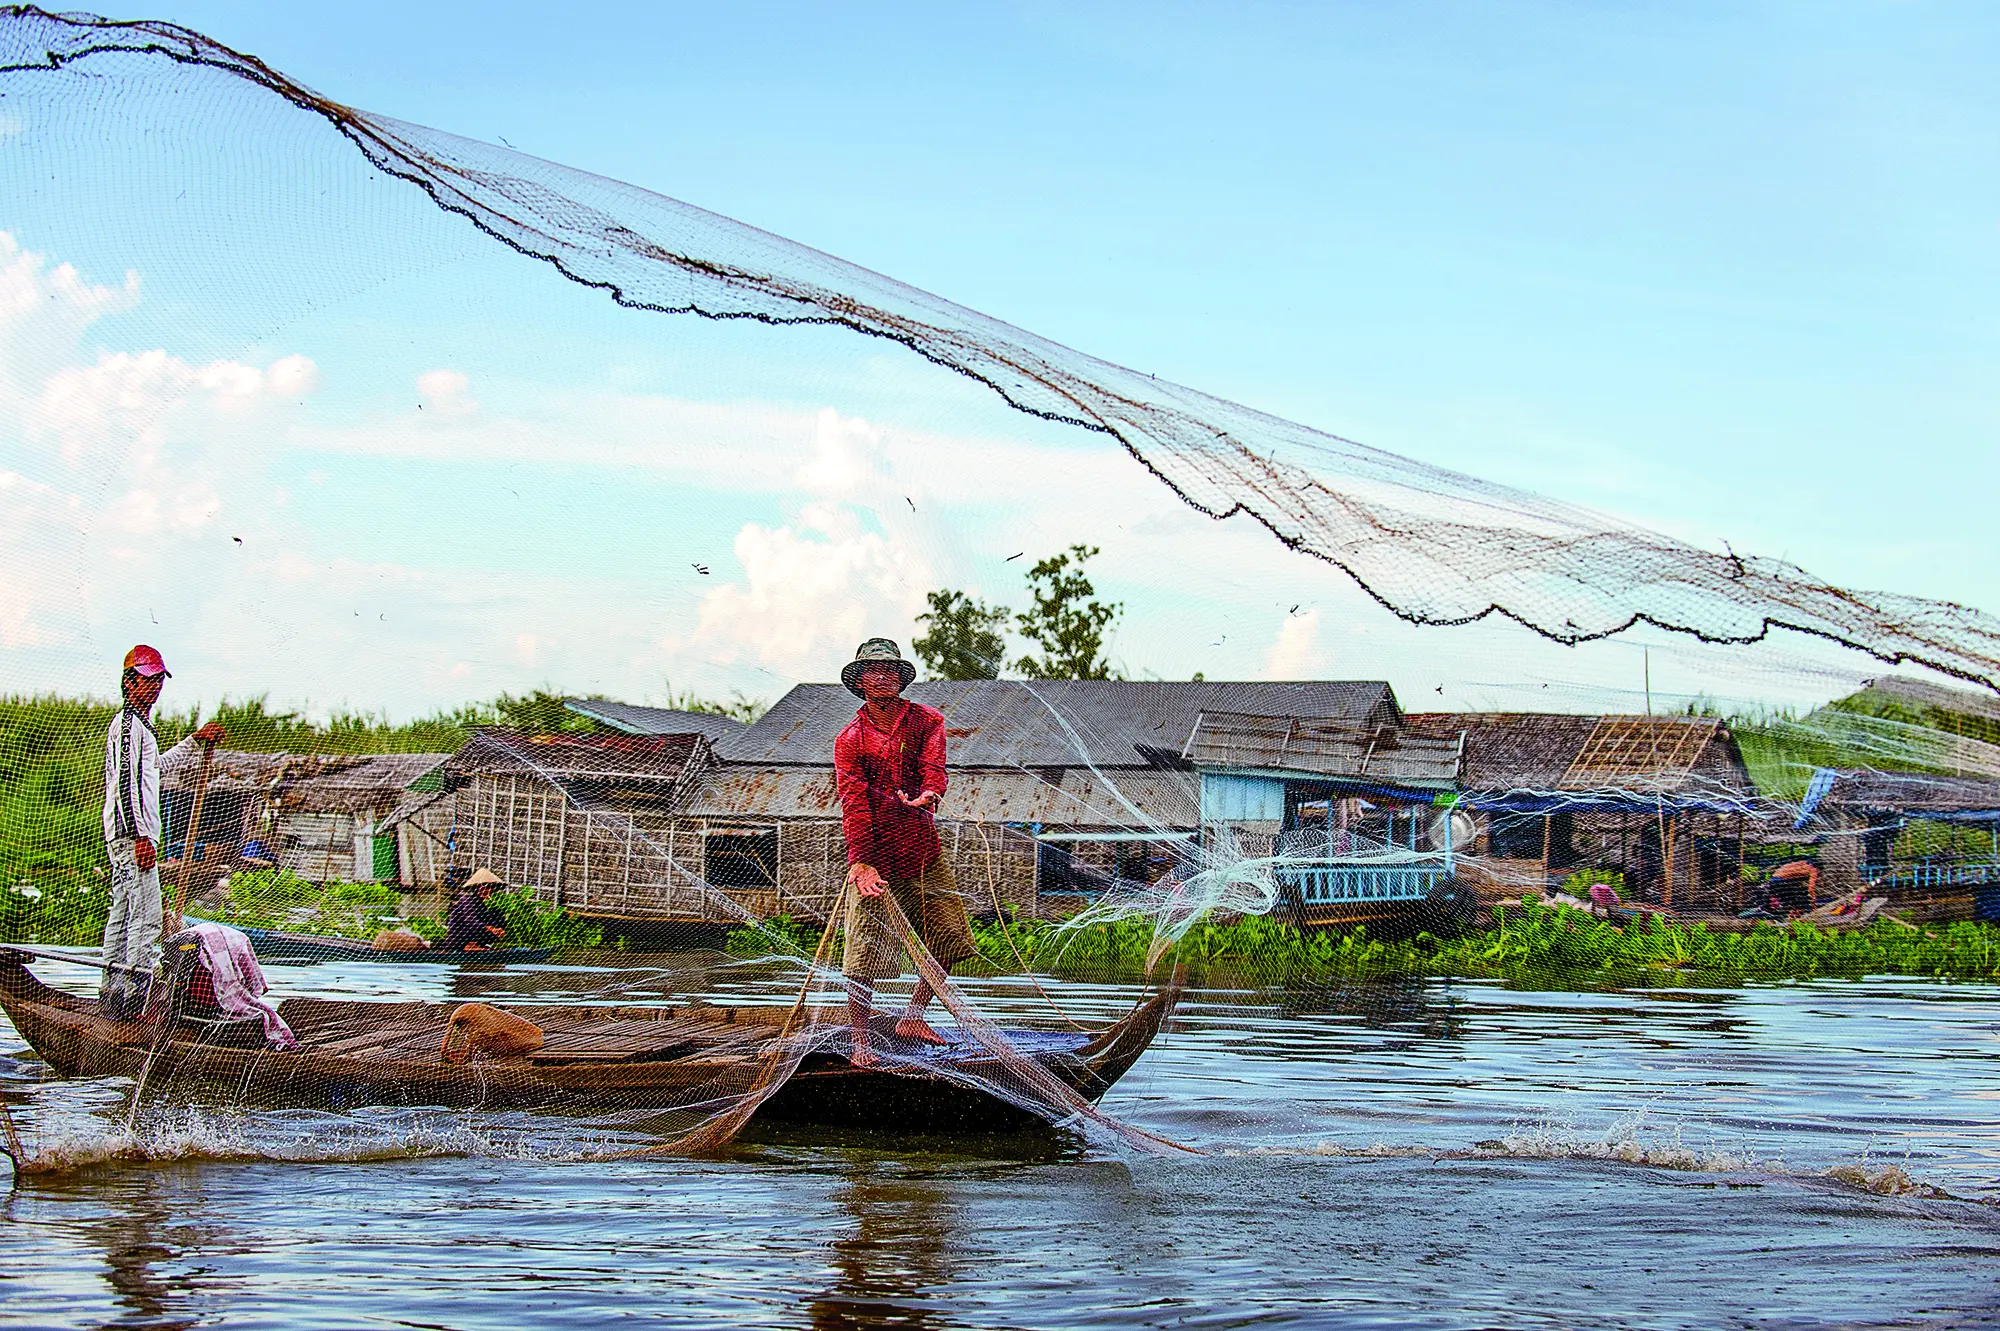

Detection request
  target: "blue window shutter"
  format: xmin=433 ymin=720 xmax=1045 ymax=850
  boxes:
xmin=1200 ymin=773 xmax=1285 ymax=822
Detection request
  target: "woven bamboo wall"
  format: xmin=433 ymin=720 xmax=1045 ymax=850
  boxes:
xmin=941 ymin=821 xmax=1040 ymax=919
xmin=777 ymin=820 xmax=846 ymax=920
xmin=277 ymin=810 xmax=359 ymax=883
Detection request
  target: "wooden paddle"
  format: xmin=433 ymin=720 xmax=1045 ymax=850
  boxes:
xmin=166 ymin=723 xmax=225 ymax=932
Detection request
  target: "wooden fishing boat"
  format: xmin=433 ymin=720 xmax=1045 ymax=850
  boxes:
xmin=207 ymin=921 xmax=556 ymax=966
xmin=0 ymin=948 xmax=1174 ymax=1132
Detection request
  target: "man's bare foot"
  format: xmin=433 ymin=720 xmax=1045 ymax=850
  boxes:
xmin=894 ymin=1016 xmax=948 ymax=1045
xmin=849 ymin=1032 xmax=879 ymax=1068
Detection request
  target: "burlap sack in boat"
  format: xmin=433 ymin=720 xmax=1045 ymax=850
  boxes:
xmin=371 ymin=928 xmax=430 ymax=952
xmin=441 ymin=1002 xmax=544 ymax=1064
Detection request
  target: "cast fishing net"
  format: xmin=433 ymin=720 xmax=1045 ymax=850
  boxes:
xmin=3 ymin=6 xmax=1999 ymax=1176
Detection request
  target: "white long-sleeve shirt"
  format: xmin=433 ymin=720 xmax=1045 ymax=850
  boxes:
xmin=102 ymin=708 xmax=161 ymax=844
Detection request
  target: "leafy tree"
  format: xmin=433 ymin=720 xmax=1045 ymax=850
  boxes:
xmin=1014 ymin=544 xmax=1123 ymax=680
xmin=491 ymin=689 xmax=601 ymax=735
xmin=912 ymin=589 xmax=1012 ymax=680
xmin=660 ymin=681 xmax=767 ymax=724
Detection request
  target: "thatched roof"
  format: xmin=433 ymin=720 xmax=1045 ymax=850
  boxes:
xmin=1402 ymin=712 xmax=1751 ymax=798
xmin=1182 ymin=710 xmax=1461 ymax=787
xmin=158 ymin=742 xmax=449 ymax=815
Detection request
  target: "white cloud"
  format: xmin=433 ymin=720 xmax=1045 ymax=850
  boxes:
xmin=0 ymin=229 xmax=1884 ymax=720
xmin=696 ymin=503 xmax=931 ymax=680
xmin=266 ymin=354 xmax=321 ymax=398
xmin=31 ymin=347 xmax=320 ymax=474
xmin=416 ymin=367 xmax=476 ymax=419
xmin=0 ymin=112 xmax=24 ymax=141
xmin=0 ymin=469 xmax=87 ymax=648
xmin=1262 ymin=608 xmax=1327 ymax=680
xmin=796 ymin=407 xmax=889 ymax=498
xmin=0 ymin=230 xmax=140 ymax=416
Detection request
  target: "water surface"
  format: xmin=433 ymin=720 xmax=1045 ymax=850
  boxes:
xmin=4 ymin=954 xmax=1997 ymax=1328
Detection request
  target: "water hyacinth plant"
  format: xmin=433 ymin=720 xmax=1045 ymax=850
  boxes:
xmin=946 ymin=904 xmax=2000 ymax=988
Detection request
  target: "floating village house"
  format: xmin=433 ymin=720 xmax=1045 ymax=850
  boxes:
xmin=161 ymin=693 xmax=1771 ymax=926
xmin=1401 ymin=711 xmax=1757 ymax=910
xmin=436 ymin=681 xmax=1445 ymax=928
xmin=158 ymin=744 xmax=452 ymax=889
xmin=1795 ymin=768 xmax=2000 ymax=918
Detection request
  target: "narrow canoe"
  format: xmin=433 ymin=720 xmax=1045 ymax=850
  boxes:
xmin=206 ymin=921 xmax=556 ymax=966
xmin=0 ymin=948 xmax=1174 ymax=1133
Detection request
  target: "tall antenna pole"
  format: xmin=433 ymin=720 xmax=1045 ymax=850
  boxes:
xmin=1644 ymin=649 xmax=1652 ymax=716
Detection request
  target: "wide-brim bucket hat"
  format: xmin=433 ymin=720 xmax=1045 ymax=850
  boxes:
xmin=840 ymin=637 xmax=917 ymax=697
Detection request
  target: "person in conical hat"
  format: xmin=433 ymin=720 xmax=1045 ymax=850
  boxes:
xmin=444 ymin=866 xmax=509 ymax=951
xmin=832 ymin=638 xmax=975 ymax=1068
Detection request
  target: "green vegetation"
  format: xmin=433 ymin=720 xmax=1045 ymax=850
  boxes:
xmin=204 ymin=869 xmax=411 ymax=939
xmin=658 ymin=681 xmax=767 ymax=725
xmin=0 ymin=865 xmax=601 ymax=952
xmin=1012 ymin=544 xmax=1123 ymax=680
xmin=483 ymin=888 xmax=604 ymax=950
xmin=913 ymin=543 xmax=1126 ymax=682
xmin=722 ymin=903 xmax=2000 ymax=988
xmin=0 ymin=877 xmax=109 ymax=946
xmin=977 ymin=905 xmax=2000 ymax=986
xmin=0 ymin=686 xmax=722 ymax=949
xmin=1725 ymin=683 xmax=1999 ymax=801
xmin=913 ymin=590 xmax=1011 ymax=680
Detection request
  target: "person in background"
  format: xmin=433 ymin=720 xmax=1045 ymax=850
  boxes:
xmin=1768 ymin=860 xmax=1821 ymax=915
xmin=100 ymin=645 xmax=175 ymax=1018
xmin=832 ymin=637 xmax=976 ymax=1069
xmin=444 ymin=867 xmax=509 ymax=951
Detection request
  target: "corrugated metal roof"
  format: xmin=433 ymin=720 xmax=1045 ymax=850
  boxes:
xmin=1183 ymin=711 xmax=1462 ymax=786
xmin=716 ymin=680 xmax=1398 ymax=769
xmin=1819 ymin=768 xmax=2000 ymax=818
xmin=683 ymin=765 xmax=1200 ymax=829
xmin=563 ymin=697 xmax=749 ymax=742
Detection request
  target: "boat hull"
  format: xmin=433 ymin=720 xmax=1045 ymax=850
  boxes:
xmin=212 ymin=922 xmax=556 ymax=966
xmin=0 ymin=950 xmax=1170 ymax=1134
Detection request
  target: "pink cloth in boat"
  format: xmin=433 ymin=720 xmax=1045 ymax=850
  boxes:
xmin=184 ymin=921 xmax=299 ymax=1050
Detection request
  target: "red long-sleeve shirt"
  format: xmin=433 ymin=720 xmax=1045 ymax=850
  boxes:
xmin=833 ymin=699 xmax=948 ymax=881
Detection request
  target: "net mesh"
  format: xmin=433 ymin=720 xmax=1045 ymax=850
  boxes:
xmin=2 ymin=5 xmax=1999 ymax=1178
xmin=5 ymin=6 xmax=1999 ymax=687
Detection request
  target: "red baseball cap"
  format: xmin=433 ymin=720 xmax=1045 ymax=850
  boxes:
xmin=123 ymin=644 xmax=171 ymax=678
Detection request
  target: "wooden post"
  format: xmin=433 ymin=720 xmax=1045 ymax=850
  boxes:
xmin=1662 ymin=814 xmax=1677 ymax=910
xmin=1737 ymin=813 xmax=1746 ymax=911
xmin=1619 ymin=810 xmax=1629 ymax=886
xmin=167 ymin=730 xmax=221 ymax=931
xmin=1541 ymin=814 xmax=1553 ymax=892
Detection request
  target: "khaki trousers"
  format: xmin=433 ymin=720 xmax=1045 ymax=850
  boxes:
xmin=842 ymin=857 xmax=976 ymax=981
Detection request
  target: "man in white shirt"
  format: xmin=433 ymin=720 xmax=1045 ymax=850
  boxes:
xmin=100 ymin=644 xmax=169 ymax=1018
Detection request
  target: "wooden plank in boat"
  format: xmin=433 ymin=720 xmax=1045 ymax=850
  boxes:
xmin=312 ymin=1021 xmax=448 ymax=1058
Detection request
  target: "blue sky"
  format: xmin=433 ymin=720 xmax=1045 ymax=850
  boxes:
xmin=1 ymin=2 xmax=1995 ymax=718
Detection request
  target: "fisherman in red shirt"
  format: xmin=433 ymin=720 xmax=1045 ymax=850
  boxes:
xmin=834 ymin=637 xmax=975 ymax=1068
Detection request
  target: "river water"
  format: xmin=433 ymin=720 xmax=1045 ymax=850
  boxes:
xmin=3 ymin=953 xmax=1997 ymax=1329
